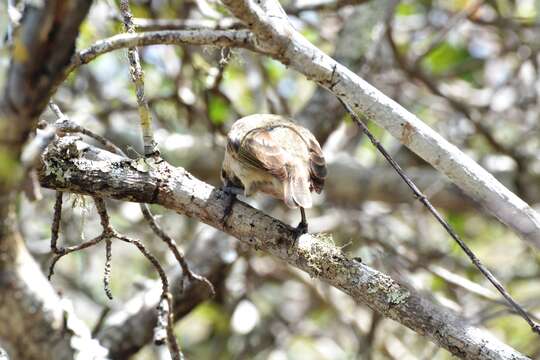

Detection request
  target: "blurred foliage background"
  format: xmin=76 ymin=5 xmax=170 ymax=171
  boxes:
xmin=5 ymin=0 xmax=540 ymax=358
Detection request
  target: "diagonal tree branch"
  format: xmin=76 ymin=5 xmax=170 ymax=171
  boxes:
xmin=297 ymin=0 xmax=395 ymax=141
xmin=219 ymin=0 xmax=540 ymax=248
xmin=38 ymin=136 xmax=531 ymax=360
xmin=64 ymin=29 xmax=261 ymax=79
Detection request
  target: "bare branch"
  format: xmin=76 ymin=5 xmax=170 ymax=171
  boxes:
xmin=218 ymin=0 xmax=540 ymax=248
xmin=48 ymin=191 xmax=184 ymax=359
xmin=119 ymin=0 xmax=157 ymax=156
xmin=339 ymin=97 xmax=540 ymax=334
xmin=39 ymin=137 xmax=531 ymax=360
xmin=97 ymin=227 xmax=230 ymax=359
xmin=65 ymin=29 xmax=260 ymax=78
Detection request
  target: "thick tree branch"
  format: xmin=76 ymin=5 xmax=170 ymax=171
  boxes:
xmin=38 ymin=137 xmax=530 ymax=360
xmin=297 ymin=0 xmax=394 ymax=141
xmin=0 ymin=2 xmax=107 ymax=359
xmin=219 ymin=0 xmax=540 ymax=248
xmin=0 ymin=212 xmax=109 ymax=360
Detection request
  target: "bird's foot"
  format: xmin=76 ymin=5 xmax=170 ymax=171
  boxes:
xmin=221 ymin=186 xmax=242 ymax=227
xmin=292 ymin=220 xmax=308 ymax=241
xmin=289 ymin=221 xmax=308 ymax=249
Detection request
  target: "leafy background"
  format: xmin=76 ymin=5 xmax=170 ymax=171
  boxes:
xmin=5 ymin=0 xmax=540 ymax=358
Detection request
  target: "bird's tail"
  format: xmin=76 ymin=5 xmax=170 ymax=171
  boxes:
xmin=284 ymin=165 xmax=312 ymax=209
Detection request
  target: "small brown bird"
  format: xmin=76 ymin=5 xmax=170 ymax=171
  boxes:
xmin=221 ymin=114 xmax=327 ymax=234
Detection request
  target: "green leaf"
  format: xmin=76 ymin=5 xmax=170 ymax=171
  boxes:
xmin=208 ymin=95 xmax=230 ymax=126
xmin=396 ymin=2 xmax=424 ymax=16
xmin=423 ymin=42 xmax=471 ymax=75
xmin=263 ymin=59 xmax=286 ymax=85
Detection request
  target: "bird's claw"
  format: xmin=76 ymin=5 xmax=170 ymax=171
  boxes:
xmin=221 ymin=188 xmax=237 ymax=227
xmin=294 ymin=220 xmax=308 ymax=237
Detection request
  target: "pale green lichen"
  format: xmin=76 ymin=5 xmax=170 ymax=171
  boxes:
xmin=364 ymin=272 xmax=410 ymax=306
xmin=299 ymin=233 xmax=353 ymax=282
xmin=366 ymin=280 xmax=380 ymax=294
xmin=312 ymin=232 xmax=333 ymax=243
xmin=44 ymin=160 xmax=71 ymax=183
xmin=387 ymin=287 xmax=410 ymax=306
xmin=131 ymin=157 xmax=153 ymax=172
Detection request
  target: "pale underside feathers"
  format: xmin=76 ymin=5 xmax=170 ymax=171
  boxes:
xmin=222 ymin=114 xmax=327 ymax=209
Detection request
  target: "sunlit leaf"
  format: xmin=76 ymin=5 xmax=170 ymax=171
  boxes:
xmin=208 ymin=94 xmax=230 ymax=126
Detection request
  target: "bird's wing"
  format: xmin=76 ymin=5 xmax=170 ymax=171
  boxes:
xmin=235 ymin=128 xmax=288 ymax=182
xmin=295 ymin=126 xmax=327 ymax=193
xmin=236 ymin=130 xmax=304 ymax=208
xmin=229 ymin=122 xmax=325 ymax=208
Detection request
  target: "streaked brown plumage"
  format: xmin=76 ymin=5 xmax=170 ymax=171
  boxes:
xmin=221 ymin=114 xmax=327 ymax=233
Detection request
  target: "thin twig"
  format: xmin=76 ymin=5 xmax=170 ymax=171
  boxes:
xmin=338 ymin=97 xmax=540 ymax=335
xmin=48 ymin=233 xmax=109 ymax=280
xmin=48 ymin=190 xmax=183 ymax=359
xmin=104 ymin=239 xmax=113 ymax=300
xmin=140 ymin=204 xmax=216 ymax=296
xmin=119 ymin=0 xmax=157 ymax=156
xmin=49 ymin=101 xmax=126 ymax=156
xmin=51 ymin=191 xmax=64 ymax=254
xmin=114 ymin=233 xmax=182 ymax=360
xmin=96 ymin=197 xmax=182 ymax=359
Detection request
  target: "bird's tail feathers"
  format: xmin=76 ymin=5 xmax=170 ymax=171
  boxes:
xmin=284 ymin=166 xmax=312 ymax=209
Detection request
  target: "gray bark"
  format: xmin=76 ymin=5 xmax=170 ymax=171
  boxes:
xmin=0 ymin=2 xmax=108 ymax=359
xmin=219 ymin=0 xmax=540 ymax=248
xmin=38 ymin=136 xmax=530 ymax=360
xmin=297 ymin=0 xmax=394 ymax=142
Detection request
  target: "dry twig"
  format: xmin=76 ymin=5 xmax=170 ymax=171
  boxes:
xmin=119 ymin=0 xmax=158 ymax=156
